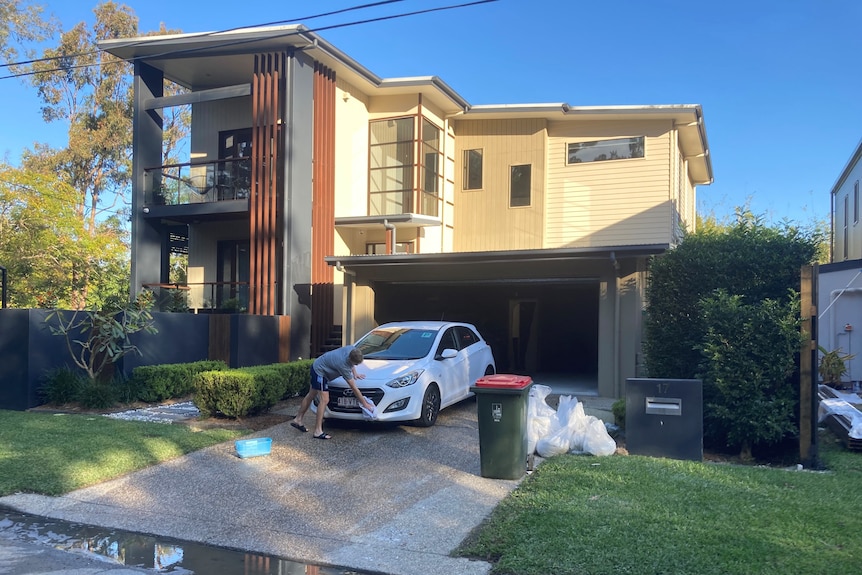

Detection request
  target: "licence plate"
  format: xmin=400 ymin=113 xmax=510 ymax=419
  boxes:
xmin=337 ymin=396 xmax=359 ymax=408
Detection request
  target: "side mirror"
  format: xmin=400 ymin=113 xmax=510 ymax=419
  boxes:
xmin=436 ymin=348 xmax=458 ymax=360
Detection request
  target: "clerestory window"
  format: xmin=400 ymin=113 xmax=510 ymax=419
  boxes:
xmin=567 ymin=136 xmax=645 ymax=164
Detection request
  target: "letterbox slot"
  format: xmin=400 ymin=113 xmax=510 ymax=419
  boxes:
xmin=645 ymin=397 xmax=682 ymax=416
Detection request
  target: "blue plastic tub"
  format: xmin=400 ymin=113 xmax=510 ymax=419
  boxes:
xmin=235 ymin=437 xmax=272 ymax=458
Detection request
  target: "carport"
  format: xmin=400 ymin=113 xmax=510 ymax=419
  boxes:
xmin=326 ymin=245 xmax=665 ymax=399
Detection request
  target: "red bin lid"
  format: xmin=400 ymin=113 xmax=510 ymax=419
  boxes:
xmin=473 ymin=374 xmax=532 ymax=390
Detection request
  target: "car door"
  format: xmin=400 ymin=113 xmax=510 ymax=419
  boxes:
xmin=435 ymin=327 xmax=467 ymax=407
xmin=453 ymin=326 xmax=488 ymax=401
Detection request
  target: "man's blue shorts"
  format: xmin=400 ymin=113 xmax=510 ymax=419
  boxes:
xmin=309 ymin=365 xmax=328 ymax=391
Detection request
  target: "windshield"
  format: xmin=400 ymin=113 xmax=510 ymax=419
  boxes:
xmin=355 ymin=327 xmax=439 ymax=360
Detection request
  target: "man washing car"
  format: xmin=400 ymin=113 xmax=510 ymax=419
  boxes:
xmin=290 ymin=345 xmax=374 ymax=439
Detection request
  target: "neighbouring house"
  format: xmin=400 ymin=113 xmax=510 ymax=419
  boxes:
xmin=99 ymin=24 xmax=713 ymax=399
xmin=819 ymin=137 xmax=862 ymax=387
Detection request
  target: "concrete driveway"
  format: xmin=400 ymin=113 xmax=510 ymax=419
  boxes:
xmin=0 ymin=396 xmax=522 ymax=575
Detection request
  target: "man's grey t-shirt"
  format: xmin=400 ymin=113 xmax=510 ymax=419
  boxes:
xmin=313 ymin=346 xmax=355 ymax=381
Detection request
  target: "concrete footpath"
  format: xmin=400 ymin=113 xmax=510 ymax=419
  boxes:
xmin=0 ymin=390 xmax=615 ymax=575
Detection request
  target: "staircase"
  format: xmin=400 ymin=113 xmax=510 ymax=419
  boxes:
xmin=319 ymin=325 xmax=343 ymax=355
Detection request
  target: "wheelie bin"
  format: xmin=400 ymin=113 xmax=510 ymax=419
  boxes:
xmin=470 ymin=374 xmax=533 ymax=479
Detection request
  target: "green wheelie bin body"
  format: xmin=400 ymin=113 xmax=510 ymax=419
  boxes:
xmin=470 ymin=374 xmax=533 ymax=479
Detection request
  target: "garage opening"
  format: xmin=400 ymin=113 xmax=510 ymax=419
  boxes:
xmin=372 ymin=280 xmax=599 ymax=382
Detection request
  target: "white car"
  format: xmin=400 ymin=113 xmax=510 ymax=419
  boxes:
xmin=314 ymin=321 xmax=496 ymax=426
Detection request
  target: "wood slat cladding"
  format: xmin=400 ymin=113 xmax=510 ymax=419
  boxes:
xmin=311 ymin=62 xmax=336 ymax=355
xmin=208 ymin=314 xmax=231 ymax=363
xmin=249 ymin=52 xmax=284 ymax=316
xmin=278 ymin=315 xmax=292 ymax=363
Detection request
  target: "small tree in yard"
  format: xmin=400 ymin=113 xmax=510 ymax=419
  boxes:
xmin=46 ymin=297 xmax=158 ymax=382
xmin=698 ymin=290 xmax=802 ymax=460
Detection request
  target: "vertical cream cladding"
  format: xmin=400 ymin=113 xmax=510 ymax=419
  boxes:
xmin=452 ymin=118 xmax=546 ymax=252
xmin=545 ymin=119 xmax=674 ymax=248
xmin=333 ymin=77 xmax=371 ymax=257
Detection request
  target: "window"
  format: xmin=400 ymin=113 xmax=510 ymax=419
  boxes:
xmin=437 ymin=328 xmax=459 ymax=356
xmin=855 ymin=181 xmax=859 ymax=224
xmin=454 ymin=326 xmax=479 ymax=349
xmin=420 ymin=119 xmax=441 ymax=216
xmin=366 ymin=242 xmax=414 ymax=255
xmin=567 ymin=136 xmax=645 ymax=164
xmin=510 ymin=164 xmax=531 ymax=207
xmin=369 ymin=116 xmax=442 ymax=217
xmin=370 ymin=117 xmax=414 ymax=215
xmin=844 ymin=194 xmax=849 ymax=260
xmin=463 ymin=149 xmax=483 ymax=190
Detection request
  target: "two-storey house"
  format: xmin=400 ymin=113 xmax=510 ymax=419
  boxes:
xmin=100 ymin=24 xmax=712 ymax=398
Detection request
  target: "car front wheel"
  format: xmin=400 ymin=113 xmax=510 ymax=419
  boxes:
xmin=416 ymin=384 xmax=441 ymax=427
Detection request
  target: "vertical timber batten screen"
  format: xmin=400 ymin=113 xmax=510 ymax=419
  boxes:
xmin=311 ymin=63 xmax=336 ymax=355
xmin=250 ymin=52 xmax=285 ymax=315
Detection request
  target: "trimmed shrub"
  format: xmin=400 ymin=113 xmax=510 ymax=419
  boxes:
xmin=193 ymin=370 xmax=257 ymax=418
xmin=275 ymin=359 xmax=313 ymax=398
xmin=698 ymin=290 xmax=801 ymax=459
xmin=192 ymin=360 xmax=314 ymax=419
xmin=131 ymin=360 xmax=229 ymax=402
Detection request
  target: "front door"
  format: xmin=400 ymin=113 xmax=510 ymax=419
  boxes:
xmin=216 ymin=240 xmax=250 ymax=312
xmin=218 ymin=128 xmax=253 ymax=200
xmin=509 ymin=299 xmax=538 ymax=373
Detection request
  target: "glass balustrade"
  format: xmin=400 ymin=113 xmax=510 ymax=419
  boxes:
xmin=144 ymin=158 xmax=251 ymax=206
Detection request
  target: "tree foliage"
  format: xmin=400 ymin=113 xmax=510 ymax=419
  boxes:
xmin=0 ymin=0 xmax=57 ymax=66
xmin=19 ymin=2 xmax=138 ymax=232
xmin=46 ymin=297 xmax=157 ymax=382
xmin=698 ymin=290 xmax=801 ymax=459
xmin=0 ymin=164 xmax=128 ymax=308
xmin=643 ymin=209 xmax=822 ymax=457
xmin=644 ymin=209 xmax=822 ymax=378
xmin=4 ymin=3 xmax=188 ymax=308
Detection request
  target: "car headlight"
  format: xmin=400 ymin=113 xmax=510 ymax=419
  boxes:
xmin=386 ymin=370 xmax=423 ymax=388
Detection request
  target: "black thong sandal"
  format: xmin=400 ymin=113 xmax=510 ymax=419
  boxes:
xmin=290 ymin=422 xmax=308 ymax=433
xmin=313 ymin=433 xmax=332 ymax=440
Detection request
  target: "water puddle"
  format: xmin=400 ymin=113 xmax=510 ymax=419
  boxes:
xmin=0 ymin=506 xmax=373 ymax=574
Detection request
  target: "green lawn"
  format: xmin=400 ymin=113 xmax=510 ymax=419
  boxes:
xmin=456 ymin=431 xmax=862 ymax=575
xmin=0 ymin=409 xmax=244 ymax=496
xmin=3 ymin=409 xmax=859 ymax=575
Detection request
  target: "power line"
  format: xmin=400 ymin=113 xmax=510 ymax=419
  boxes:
xmin=0 ymin=0 xmax=410 ymax=70
xmin=0 ymin=0 xmax=497 ymax=80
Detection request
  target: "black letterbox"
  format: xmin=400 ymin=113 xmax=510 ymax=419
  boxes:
xmin=625 ymin=378 xmax=703 ymax=461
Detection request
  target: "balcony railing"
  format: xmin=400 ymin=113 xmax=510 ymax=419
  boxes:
xmin=143 ymin=281 xmax=251 ymax=314
xmin=144 ymin=158 xmax=251 ymax=206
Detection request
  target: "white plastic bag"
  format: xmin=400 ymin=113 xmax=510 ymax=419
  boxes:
xmin=583 ymin=417 xmax=616 ymax=456
xmin=537 ymin=395 xmax=582 ymax=458
xmin=536 ymin=424 xmax=571 ymax=457
xmin=527 ymin=385 xmax=558 ymax=455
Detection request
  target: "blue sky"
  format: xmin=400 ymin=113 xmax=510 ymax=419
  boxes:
xmin=2 ymin=0 xmax=860 ymax=227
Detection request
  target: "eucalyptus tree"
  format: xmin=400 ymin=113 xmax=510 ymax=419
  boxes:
xmin=0 ymin=0 xmax=57 ymax=66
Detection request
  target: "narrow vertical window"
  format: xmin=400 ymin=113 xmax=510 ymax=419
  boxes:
xmin=420 ymin=119 xmax=441 ymax=217
xmin=510 ymin=164 xmax=531 ymax=207
xmin=464 ymin=149 xmax=483 ymax=190
xmin=855 ymin=181 xmax=859 ymax=223
xmin=844 ymin=194 xmax=850 ymax=260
